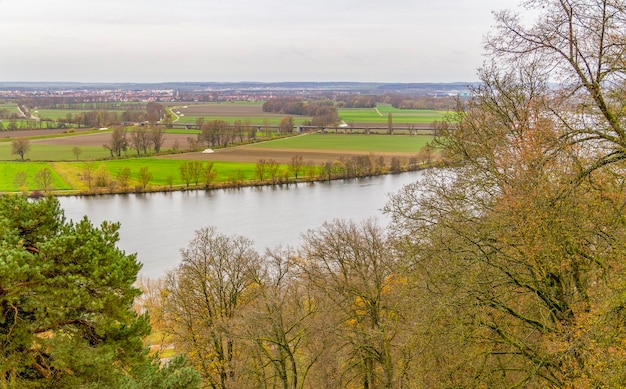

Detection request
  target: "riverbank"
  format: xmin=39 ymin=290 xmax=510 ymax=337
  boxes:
xmin=24 ymin=161 xmax=438 ymax=198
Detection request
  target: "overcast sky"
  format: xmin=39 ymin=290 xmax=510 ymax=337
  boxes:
xmin=0 ymin=0 xmax=523 ymax=83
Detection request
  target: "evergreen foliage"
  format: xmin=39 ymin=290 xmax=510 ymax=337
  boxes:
xmin=0 ymin=195 xmax=199 ymax=388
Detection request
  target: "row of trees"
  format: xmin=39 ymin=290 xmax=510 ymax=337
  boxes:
xmin=81 ymin=164 xmax=155 ymax=192
xmin=197 ymin=119 xmax=258 ymax=147
xmin=335 ymin=94 xmax=377 ymax=108
xmin=387 ymin=95 xmax=458 ymax=110
xmin=19 ymin=102 xmax=163 ymax=129
xmin=104 ymin=126 xmax=166 ymax=157
xmin=17 ymin=97 xmax=145 ymax=110
xmin=262 ymin=98 xmax=339 ymax=127
xmin=145 ymin=221 xmax=420 ymax=388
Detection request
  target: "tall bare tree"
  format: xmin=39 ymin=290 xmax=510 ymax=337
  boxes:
xmin=486 ymin=0 xmax=626 ymax=178
xmin=162 ymin=227 xmax=261 ymax=388
xmin=298 ymin=220 xmax=415 ymax=389
xmin=385 ymin=2 xmax=626 ymax=385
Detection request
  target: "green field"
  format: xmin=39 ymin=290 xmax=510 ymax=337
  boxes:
xmin=338 ymin=104 xmax=447 ymax=124
xmin=34 ymin=109 xmax=128 ymax=121
xmin=248 ymin=133 xmax=432 ymax=153
xmin=0 ymin=159 xmax=261 ymax=193
xmin=99 ymin=159 xmax=257 ymax=186
xmin=0 ymin=101 xmax=19 ymax=112
xmin=0 ymin=162 xmax=72 ymax=191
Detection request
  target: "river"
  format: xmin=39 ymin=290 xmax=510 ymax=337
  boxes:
xmin=58 ymin=171 xmax=424 ymax=279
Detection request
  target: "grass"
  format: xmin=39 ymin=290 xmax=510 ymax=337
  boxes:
xmin=0 ymin=158 xmax=262 ymax=193
xmin=248 ymin=133 xmax=433 ymax=153
xmin=0 ymin=162 xmax=72 ymax=192
xmin=33 ymin=109 xmax=128 ymax=121
xmin=95 ymin=159 xmax=258 ymax=186
xmin=339 ymin=104 xmax=447 ymax=124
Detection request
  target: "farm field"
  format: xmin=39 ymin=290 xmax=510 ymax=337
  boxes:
xmin=169 ymin=103 xmax=311 ymax=125
xmin=0 ymin=129 xmax=201 ymax=161
xmin=338 ymin=104 xmax=447 ymax=125
xmin=168 ymin=102 xmax=447 ymax=127
xmin=0 ymin=101 xmax=20 ymax=114
xmin=0 ymin=162 xmax=72 ymax=191
xmin=159 ymin=133 xmax=433 ymax=166
xmin=0 ymin=113 xmax=438 ymax=194
xmin=34 ymin=109 xmax=128 ymax=121
xmin=247 ymin=133 xmax=431 ymax=153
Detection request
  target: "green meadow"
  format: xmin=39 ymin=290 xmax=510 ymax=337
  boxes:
xmin=0 ymin=162 xmax=72 ymax=192
xmin=97 ymin=159 xmax=258 ymax=186
xmin=248 ymin=133 xmax=433 ymax=153
xmin=338 ymin=104 xmax=447 ymax=124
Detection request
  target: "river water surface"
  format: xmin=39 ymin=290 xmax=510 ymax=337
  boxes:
xmin=58 ymin=171 xmax=424 ymax=279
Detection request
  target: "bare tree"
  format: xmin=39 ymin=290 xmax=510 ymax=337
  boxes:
xmin=255 ymin=159 xmax=268 ymax=181
xmin=288 ymin=154 xmax=304 ymax=180
xmin=162 ymin=227 xmax=261 ymax=388
xmin=34 ymin=167 xmax=54 ymax=193
xmin=382 ymin=2 xmax=626 ymax=385
xmin=130 ymin=127 xmax=150 ymax=156
xmin=104 ymin=126 xmax=127 ymax=157
xmin=298 ymin=220 xmax=414 ymax=389
xmin=116 ymin=166 xmax=132 ymax=188
xmin=486 ymin=0 xmax=626 ymax=178
xmin=72 ymin=146 xmax=82 ymax=160
xmin=267 ymin=159 xmax=280 ymax=184
xmin=11 ymin=137 xmax=30 ymax=160
xmin=179 ymin=162 xmax=192 ymax=188
xmin=137 ymin=166 xmax=152 ymax=189
xmin=243 ymin=247 xmax=322 ymax=389
xmin=178 ymin=161 xmax=203 ymax=188
xmin=203 ymin=162 xmax=216 ymax=188
xmin=278 ymin=116 xmax=295 ymax=134
xmin=13 ymin=171 xmax=28 ymax=189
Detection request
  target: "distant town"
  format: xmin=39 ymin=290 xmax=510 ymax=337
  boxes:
xmin=0 ymin=81 xmax=473 ymax=102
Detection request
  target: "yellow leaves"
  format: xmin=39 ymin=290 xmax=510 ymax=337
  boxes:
xmin=381 ymin=273 xmax=407 ymax=295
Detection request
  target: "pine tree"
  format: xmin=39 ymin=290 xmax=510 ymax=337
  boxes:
xmin=0 ymin=195 xmax=199 ymax=388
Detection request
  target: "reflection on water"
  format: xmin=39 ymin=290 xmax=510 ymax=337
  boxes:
xmin=59 ymin=171 xmax=424 ymax=279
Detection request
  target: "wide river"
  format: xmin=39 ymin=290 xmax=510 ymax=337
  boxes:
xmin=58 ymin=171 xmax=424 ymax=279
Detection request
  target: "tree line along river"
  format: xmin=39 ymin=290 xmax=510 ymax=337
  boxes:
xmin=58 ymin=171 xmax=424 ymax=279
